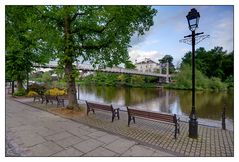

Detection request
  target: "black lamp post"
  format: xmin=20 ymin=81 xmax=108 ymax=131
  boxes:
xmin=186 ymin=8 xmax=201 ymax=138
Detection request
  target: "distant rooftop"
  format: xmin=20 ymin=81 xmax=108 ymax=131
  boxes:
xmin=135 ymin=58 xmax=158 ymax=65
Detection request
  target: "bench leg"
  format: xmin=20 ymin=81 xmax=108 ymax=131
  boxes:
xmin=117 ymin=109 xmax=120 ymax=120
xmin=112 ymin=114 xmax=115 ymax=122
xmin=133 ymin=117 xmax=135 ymax=124
xmin=128 ymin=116 xmax=132 ymax=126
xmin=41 ymin=98 xmax=45 ymax=104
xmin=178 ymin=123 xmax=180 ymax=134
xmin=174 ymin=124 xmax=178 ymax=139
xmin=87 ymin=108 xmax=95 ymax=116
xmin=113 ymin=109 xmax=120 ymax=120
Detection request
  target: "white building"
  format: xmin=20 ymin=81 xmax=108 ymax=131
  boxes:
xmin=135 ymin=58 xmax=160 ymax=73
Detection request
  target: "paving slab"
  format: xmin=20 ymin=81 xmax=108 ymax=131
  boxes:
xmin=84 ymin=147 xmax=117 ymax=157
xmin=105 ymin=138 xmax=136 ymax=154
xmin=54 ymin=135 xmax=84 ymax=148
xmin=73 ymin=139 xmax=104 ymax=153
xmin=52 ymin=147 xmax=84 ymax=157
xmin=15 ymin=132 xmax=46 ymax=147
xmin=67 ymin=127 xmax=92 ymax=137
xmin=87 ymin=130 xmax=108 ymax=138
xmin=25 ymin=141 xmax=63 ymax=156
xmin=97 ymin=134 xmax=120 ymax=144
xmin=121 ymin=144 xmax=155 ymax=156
xmin=45 ymin=131 xmax=73 ymax=141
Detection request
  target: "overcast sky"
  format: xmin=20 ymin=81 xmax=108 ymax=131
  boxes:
xmin=128 ymin=5 xmax=233 ymax=66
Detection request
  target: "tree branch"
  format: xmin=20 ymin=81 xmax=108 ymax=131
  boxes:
xmin=71 ymin=12 xmax=86 ymax=22
xmin=71 ymin=17 xmax=115 ymax=34
xmin=34 ymin=6 xmax=64 ymax=28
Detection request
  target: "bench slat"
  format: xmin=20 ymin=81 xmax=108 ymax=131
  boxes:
xmin=148 ymin=112 xmax=173 ymax=122
xmin=87 ymin=103 xmax=112 ymax=111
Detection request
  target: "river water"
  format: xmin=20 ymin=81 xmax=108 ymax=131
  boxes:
xmin=77 ymin=85 xmax=234 ymax=129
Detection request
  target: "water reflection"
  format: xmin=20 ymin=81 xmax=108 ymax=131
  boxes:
xmin=78 ymin=85 xmax=233 ymax=121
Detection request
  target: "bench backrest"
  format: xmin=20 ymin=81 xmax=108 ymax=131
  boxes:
xmin=45 ymin=95 xmax=57 ymax=100
xmin=127 ymin=107 xmax=177 ymax=124
xmin=86 ymin=101 xmax=113 ymax=112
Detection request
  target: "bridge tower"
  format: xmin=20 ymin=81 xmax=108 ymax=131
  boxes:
xmin=166 ymin=61 xmax=169 ymax=83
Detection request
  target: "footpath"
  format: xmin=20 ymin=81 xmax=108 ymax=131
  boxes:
xmin=6 ymin=96 xmax=174 ymax=157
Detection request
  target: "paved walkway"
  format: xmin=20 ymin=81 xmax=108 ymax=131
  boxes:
xmin=6 ymin=96 xmax=174 ymax=157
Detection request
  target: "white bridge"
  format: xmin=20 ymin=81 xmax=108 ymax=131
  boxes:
xmin=34 ymin=63 xmax=173 ymax=83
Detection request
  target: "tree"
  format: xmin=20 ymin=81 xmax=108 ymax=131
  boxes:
xmin=34 ymin=5 xmax=157 ymax=110
xmin=159 ymin=55 xmax=175 ymax=74
xmin=41 ymin=72 xmax=52 ymax=88
xmin=6 ymin=6 xmax=52 ymax=92
xmin=125 ymin=60 xmax=136 ymax=69
xmin=181 ymin=46 xmax=233 ymax=82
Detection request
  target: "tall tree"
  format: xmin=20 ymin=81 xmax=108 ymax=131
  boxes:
xmin=159 ymin=55 xmax=175 ymax=74
xmin=6 ymin=6 xmax=52 ymax=92
xmin=34 ymin=5 xmax=157 ymax=110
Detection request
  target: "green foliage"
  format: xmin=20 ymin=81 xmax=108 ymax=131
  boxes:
xmin=6 ymin=6 xmax=52 ymax=84
xmin=52 ymin=80 xmax=67 ymax=89
xmin=166 ymin=64 xmax=228 ymax=91
xmin=224 ymin=75 xmax=233 ymax=89
xmin=41 ymin=72 xmax=52 ymax=87
xmin=29 ymin=83 xmax=46 ymax=95
xmin=159 ymin=55 xmax=175 ymax=74
xmin=130 ymin=75 xmax=145 ymax=85
xmin=80 ymin=72 xmax=158 ymax=88
xmin=181 ymin=47 xmax=233 ymax=82
xmin=125 ymin=60 xmax=136 ymax=69
xmin=29 ymin=5 xmax=157 ymax=108
xmin=13 ymin=88 xmax=26 ymax=96
xmin=117 ymin=74 xmax=125 ymax=83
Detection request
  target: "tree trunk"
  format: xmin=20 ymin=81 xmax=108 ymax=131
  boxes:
xmin=65 ymin=61 xmax=79 ymax=110
xmin=17 ymin=79 xmax=24 ymax=91
xmin=64 ymin=12 xmax=79 ymax=110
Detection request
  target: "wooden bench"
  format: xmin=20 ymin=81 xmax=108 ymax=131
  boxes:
xmin=127 ymin=107 xmax=180 ymax=139
xmin=43 ymin=95 xmax=65 ymax=107
xmin=86 ymin=101 xmax=120 ymax=122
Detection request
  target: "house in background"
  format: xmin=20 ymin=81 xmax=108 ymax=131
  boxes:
xmin=135 ymin=58 xmax=160 ymax=73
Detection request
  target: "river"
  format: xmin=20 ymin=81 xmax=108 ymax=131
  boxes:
xmin=77 ymin=85 xmax=234 ymax=129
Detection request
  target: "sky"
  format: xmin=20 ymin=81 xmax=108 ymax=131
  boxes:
xmin=128 ymin=5 xmax=233 ymax=67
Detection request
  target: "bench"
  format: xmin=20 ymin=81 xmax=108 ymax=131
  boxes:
xmin=43 ymin=95 xmax=65 ymax=107
xmin=86 ymin=101 xmax=120 ymax=122
xmin=127 ymin=107 xmax=180 ymax=139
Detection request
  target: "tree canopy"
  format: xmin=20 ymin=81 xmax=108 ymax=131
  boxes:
xmin=181 ymin=47 xmax=233 ymax=82
xmin=6 ymin=6 xmax=52 ymax=91
xmin=159 ymin=55 xmax=175 ymax=74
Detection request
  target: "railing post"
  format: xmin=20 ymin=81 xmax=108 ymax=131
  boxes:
xmin=222 ymin=104 xmax=226 ymax=130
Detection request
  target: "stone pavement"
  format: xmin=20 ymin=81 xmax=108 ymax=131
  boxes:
xmin=6 ymin=96 xmax=174 ymax=157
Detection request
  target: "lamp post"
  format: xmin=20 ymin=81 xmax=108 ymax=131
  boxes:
xmin=180 ymin=8 xmax=209 ymax=138
xmin=186 ymin=8 xmax=201 ymax=138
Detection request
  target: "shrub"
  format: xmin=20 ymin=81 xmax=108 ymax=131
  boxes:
xmin=44 ymin=87 xmax=66 ymax=96
xmin=13 ymin=88 xmax=26 ymax=96
xmin=27 ymin=91 xmax=39 ymax=97
xmin=29 ymin=83 xmax=46 ymax=95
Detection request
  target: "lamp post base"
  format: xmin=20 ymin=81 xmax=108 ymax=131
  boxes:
xmin=189 ymin=117 xmax=198 ymax=138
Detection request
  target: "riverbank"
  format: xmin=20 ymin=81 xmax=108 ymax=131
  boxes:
xmin=77 ymin=70 xmax=233 ymax=91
